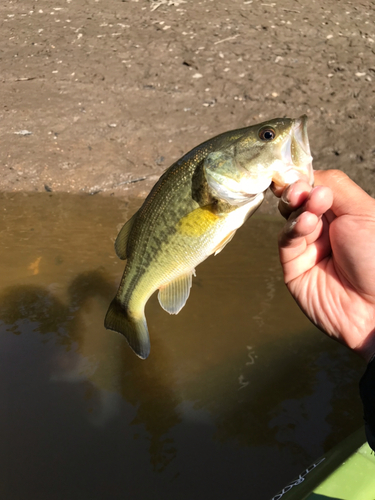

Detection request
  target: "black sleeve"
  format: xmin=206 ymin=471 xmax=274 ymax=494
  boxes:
xmin=359 ymin=354 xmax=375 ymax=452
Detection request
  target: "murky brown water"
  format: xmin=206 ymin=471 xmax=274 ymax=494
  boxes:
xmin=0 ymin=192 xmax=365 ymax=500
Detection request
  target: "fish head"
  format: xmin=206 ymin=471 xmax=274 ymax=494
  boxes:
xmin=204 ymin=115 xmax=314 ymax=205
xmin=268 ymin=115 xmax=314 ymax=190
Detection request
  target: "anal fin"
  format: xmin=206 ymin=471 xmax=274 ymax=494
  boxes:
xmin=158 ymin=270 xmax=195 ymax=315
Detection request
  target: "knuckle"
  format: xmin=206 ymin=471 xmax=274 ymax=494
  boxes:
xmin=329 ymin=169 xmax=350 ymax=182
xmin=316 ymin=169 xmax=349 ymax=184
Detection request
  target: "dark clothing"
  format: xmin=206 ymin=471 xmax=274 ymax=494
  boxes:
xmin=359 ymin=353 xmax=375 ymax=452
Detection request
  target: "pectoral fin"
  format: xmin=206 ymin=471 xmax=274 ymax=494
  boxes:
xmin=115 ymin=212 xmax=137 ymax=260
xmin=213 ymin=230 xmax=236 ymax=256
xmin=158 ymin=270 xmax=195 ymax=314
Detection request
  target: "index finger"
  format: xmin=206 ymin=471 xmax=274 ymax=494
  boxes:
xmin=277 ymin=180 xmax=312 ymax=219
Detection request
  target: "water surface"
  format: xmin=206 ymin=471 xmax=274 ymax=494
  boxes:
xmin=0 ymin=192 xmax=365 ymax=500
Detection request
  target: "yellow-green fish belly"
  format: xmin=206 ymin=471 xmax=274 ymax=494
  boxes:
xmin=124 ymin=198 xmax=259 ymax=314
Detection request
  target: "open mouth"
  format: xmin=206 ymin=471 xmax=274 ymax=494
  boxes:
xmin=293 ymin=115 xmax=312 ymax=158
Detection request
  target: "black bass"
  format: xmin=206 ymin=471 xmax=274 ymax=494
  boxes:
xmin=105 ymin=116 xmax=314 ymax=359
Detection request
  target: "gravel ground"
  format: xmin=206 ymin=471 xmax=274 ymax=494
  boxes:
xmin=1 ymin=0 xmax=375 ymax=207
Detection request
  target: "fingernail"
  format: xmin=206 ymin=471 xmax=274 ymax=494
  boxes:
xmin=286 ymin=218 xmax=298 ymax=234
xmin=281 ymin=185 xmax=292 ymax=205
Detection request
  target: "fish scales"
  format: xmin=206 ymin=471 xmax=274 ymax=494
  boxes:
xmin=121 ymin=140 xmax=243 ymax=300
xmin=105 ymin=116 xmax=314 ymax=359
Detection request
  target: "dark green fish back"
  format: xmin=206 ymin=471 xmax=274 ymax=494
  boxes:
xmin=127 ymin=125 xmax=252 ymax=256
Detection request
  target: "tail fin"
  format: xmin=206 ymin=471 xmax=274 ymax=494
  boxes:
xmin=104 ymin=298 xmax=150 ymax=359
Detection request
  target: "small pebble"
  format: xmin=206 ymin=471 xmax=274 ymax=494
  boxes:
xmin=14 ymin=130 xmax=32 ymax=136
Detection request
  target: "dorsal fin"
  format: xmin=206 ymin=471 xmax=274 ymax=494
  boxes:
xmin=158 ymin=270 xmax=195 ymax=315
xmin=114 ymin=212 xmax=137 ymax=260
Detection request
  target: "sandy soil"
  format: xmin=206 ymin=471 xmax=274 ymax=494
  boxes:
xmin=1 ymin=0 xmax=375 ymax=210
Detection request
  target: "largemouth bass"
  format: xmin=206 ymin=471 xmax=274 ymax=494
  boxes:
xmin=105 ymin=116 xmax=314 ymax=359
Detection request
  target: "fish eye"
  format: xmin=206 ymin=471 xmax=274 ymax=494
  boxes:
xmin=258 ymin=127 xmax=276 ymax=141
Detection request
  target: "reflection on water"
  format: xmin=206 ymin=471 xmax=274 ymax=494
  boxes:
xmin=0 ymin=192 xmax=365 ymax=499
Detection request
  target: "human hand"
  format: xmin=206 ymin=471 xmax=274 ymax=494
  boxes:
xmin=273 ymin=169 xmax=375 ymax=362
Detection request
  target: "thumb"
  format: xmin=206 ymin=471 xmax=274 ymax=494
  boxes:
xmin=314 ymin=170 xmax=375 ymax=218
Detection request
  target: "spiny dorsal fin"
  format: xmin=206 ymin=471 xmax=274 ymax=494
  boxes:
xmin=158 ymin=270 xmax=195 ymax=315
xmin=114 ymin=212 xmax=137 ymax=260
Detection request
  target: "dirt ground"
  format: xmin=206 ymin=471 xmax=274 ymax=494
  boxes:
xmin=1 ymin=0 xmax=375 ymax=210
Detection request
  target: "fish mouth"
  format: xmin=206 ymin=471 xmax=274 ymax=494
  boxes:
xmin=293 ymin=115 xmax=313 ymax=167
xmin=277 ymin=114 xmax=314 ymax=187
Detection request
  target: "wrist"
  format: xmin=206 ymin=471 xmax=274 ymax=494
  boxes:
xmin=355 ymin=329 xmax=375 ymax=363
